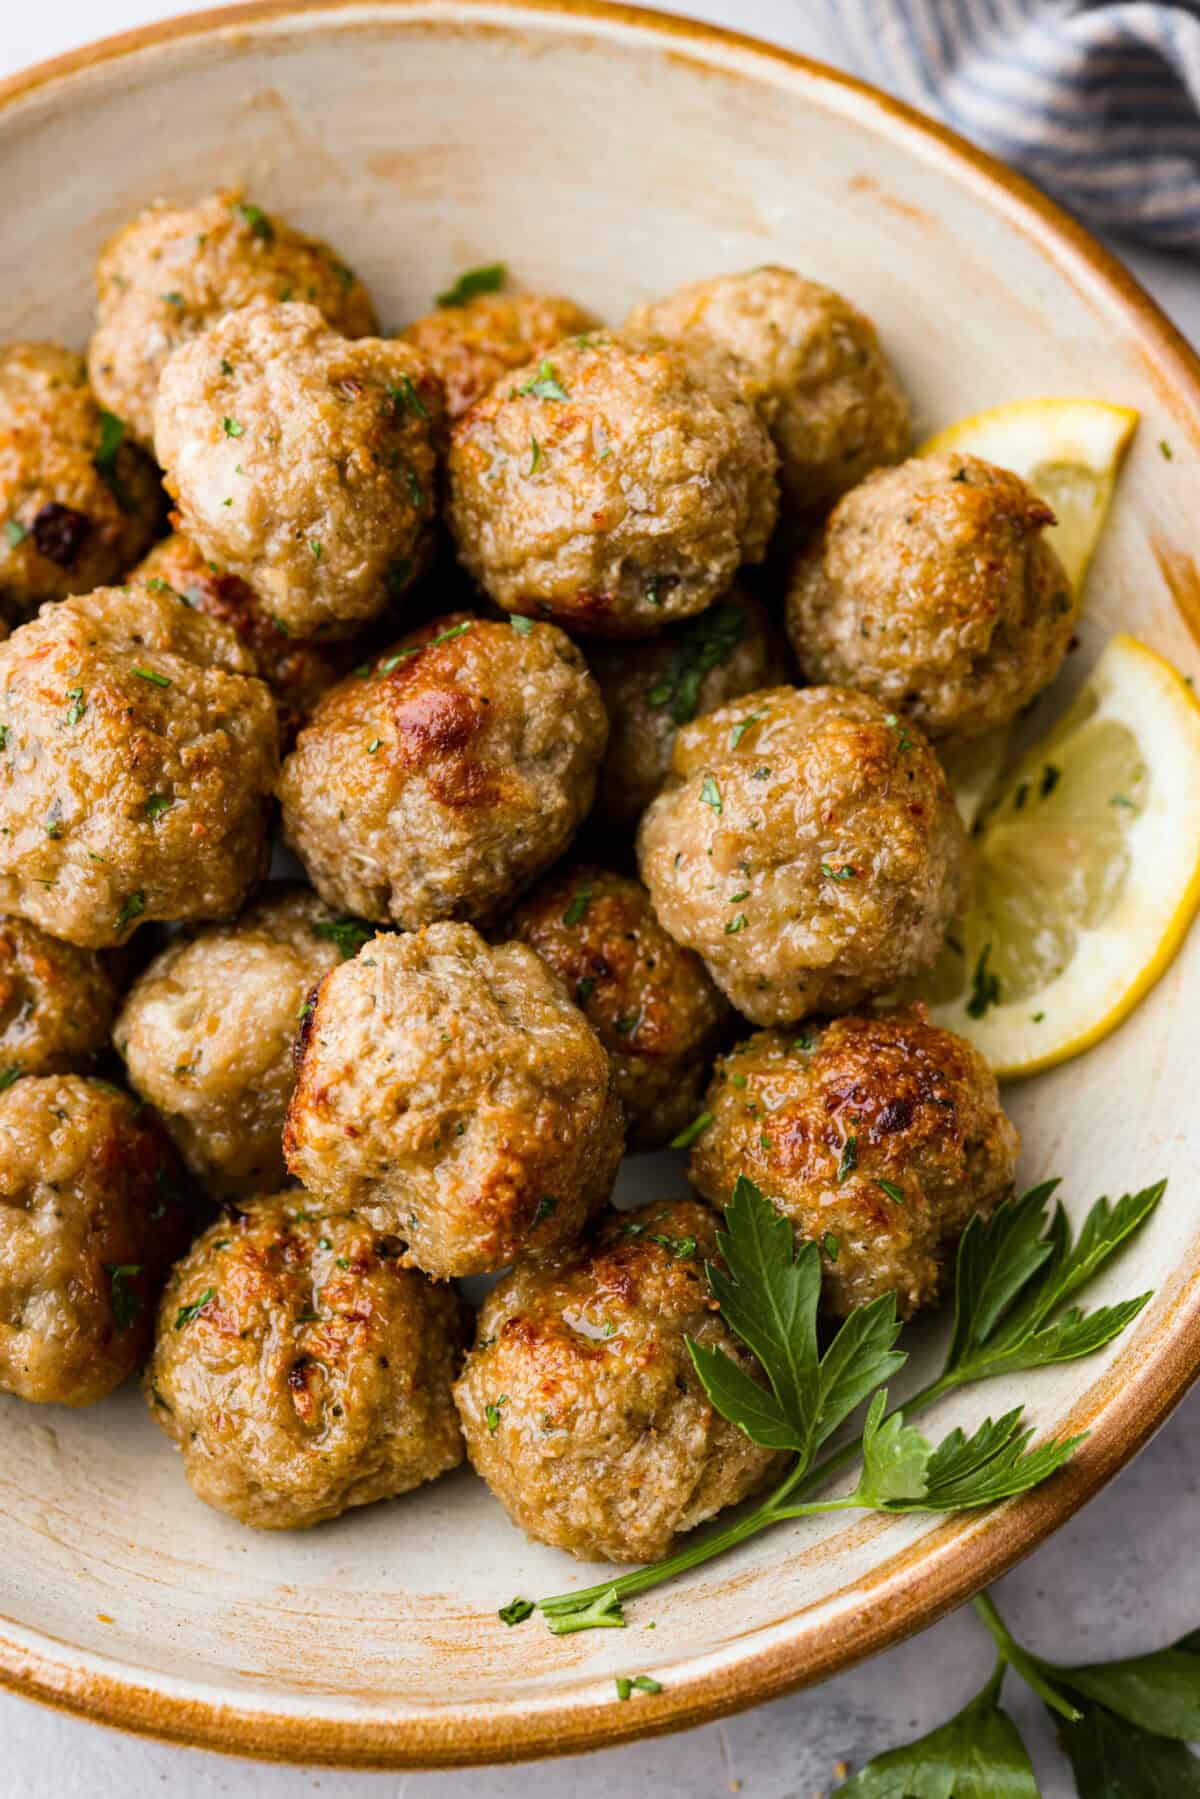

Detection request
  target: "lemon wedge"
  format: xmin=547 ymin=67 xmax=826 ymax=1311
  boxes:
xmin=913 ymin=634 xmax=1200 ymax=1078
xmin=921 ymin=397 xmax=1138 ymax=592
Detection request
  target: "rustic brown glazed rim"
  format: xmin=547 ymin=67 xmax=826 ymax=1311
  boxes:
xmin=3 ymin=0 xmax=1200 ymax=1769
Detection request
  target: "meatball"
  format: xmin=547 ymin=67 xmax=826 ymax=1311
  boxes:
xmin=446 ymin=331 xmax=778 ymax=636
xmin=690 ymin=1011 xmax=1019 ymax=1317
xmin=636 ymin=685 xmax=966 ymax=1025
xmin=0 ymin=584 xmax=278 ymax=948
xmin=587 ymin=587 xmax=782 ymax=834
xmin=0 ymin=1074 xmax=195 ymax=1406
xmin=0 ymin=917 xmax=120 ymax=1079
xmin=628 ymin=267 xmax=911 ymax=517
xmin=278 ymin=613 xmax=607 ymax=928
xmin=131 ymin=533 xmax=348 ymax=742
xmin=508 ymin=866 xmax=730 ymax=1150
xmin=115 ymin=885 xmax=346 ymax=1198
xmin=785 ymin=451 xmax=1077 ymax=745
xmin=144 ymin=1195 xmax=468 ymax=1529
xmin=284 ymin=923 xmax=623 ymax=1278
xmin=0 ymin=342 xmax=160 ymax=622
xmin=154 ymin=299 xmax=444 ymax=639
xmin=88 ymin=189 xmax=377 ymax=447
xmin=401 ymin=290 xmax=599 ymax=420
xmin=454 ymin=1197 xmax=780 ymax=1563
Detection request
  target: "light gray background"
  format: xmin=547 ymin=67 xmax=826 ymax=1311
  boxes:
xmin=3 ymin=2 xmax=1199 ymax=1793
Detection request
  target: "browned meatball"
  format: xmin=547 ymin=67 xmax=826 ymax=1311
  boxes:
xmin=144 ymin=1195 xmax=468 ymax=1529
xmin=786 ymin=452 xmax=1077 ymax=746
xmin=637 ymin=685 xmax=966 ymax=1025
xmin=401 ymin=290 xmax=599 ymax=420
xmin=454 ymin=1197 xmax=780 ymax=1563
xmin=0 ymin=342 xmax=161 ymax=622
xmin=587 ymin=587 xmax=783 ymax=833
xmin=131 ymin=533 xmax=349 ymax=742
xmin=279 ymin=613 xmax=607 ymax=928
xmin=284 ymin=924 xmax=623 ymax=1278
xmin=509 ymin=866 xmax=730 ymax=1150
xmin=446 ymin=332 xmax=778 ymax=636
xmin=0 ymin=1074 xmax=195 ymax=1405
xmin=0 ymin=917 xmax=120 ymax=1080
xmin=0 ymin=585 xmax=278 ymax=948
xmin=690 ymin=1011 xmax=1019 ymax=1317
xmin=88 ymin=189 xmax=378 ymax=447
xmin=155 ymin=299 xmax=444 ymax=639
xmin=629 ymin=267 xmax=911 ymax=516
xmin=115 ymin=886 xmax=346 ymax=1198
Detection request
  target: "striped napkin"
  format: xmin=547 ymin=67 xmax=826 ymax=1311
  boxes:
xmin=827 ymin=0 xmax=1200 ymax=251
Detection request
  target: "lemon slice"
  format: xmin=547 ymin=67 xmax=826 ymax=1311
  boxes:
xmin=913 ymin=634 xmax=1200 ymax=1078
xmin=921 ymin=397 xmax=1138 ymax=592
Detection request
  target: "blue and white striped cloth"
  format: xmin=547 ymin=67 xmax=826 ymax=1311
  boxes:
xmin=828 ymin=0 xmax=1200 ymax=251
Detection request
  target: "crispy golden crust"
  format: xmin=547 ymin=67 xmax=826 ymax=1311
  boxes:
xmin=144 ymin=1194 xmax=468 ymax=1529
xmin=0 ymin=1075 xmax=196 ymax=1405
xmin=284 ymin=923 xmax=624 ymax=1278
xmin=636 ymin=684 xmax=966 ymax=1025
xmin=0 ymin=585 xmax=279 ymax=948
xmin=446 ymin=331 xmax=778 ymax=636
xmin=155 ymin=299 xmax=444 ymax=640
xmin=586 ymin=587 xmax=783 ymax=833
xmin=629 ymin=266 xmax=911 ymax=516
xmin=786 ymin=452 xmax=1077 ymax=746
xmin=115 ymin=885 xmax=345 ymax=1198
xmin=401 ymin=292 xmax=599 ymax=420
xmin=691 ymin=1011 xmax=1019 ymax=1318
xmin=454 ymin=1197 xmax=782 ymax=1563
xmin=131 ymin=533 xmax=348 ymax=743
xmin=89 ymin=189 xmax=378 ymax=447
xmin=0 ymin=342 xmax=161 ymax=621
xmin=279 ymin=613 xmax=607 ymax=927
xmin=0 ymin=916 xmax=120 ymax=1078
xmin=508 ymin=865 xmax=730 ymax=1150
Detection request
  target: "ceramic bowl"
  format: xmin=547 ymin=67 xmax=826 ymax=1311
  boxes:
xmin=2 ymin=0 xmax=1200 ymax=1769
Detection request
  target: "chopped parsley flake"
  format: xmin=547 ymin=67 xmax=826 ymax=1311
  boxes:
xmin=437 ymin=263 xmax=506 ymax=307
xmin=836 ymin=1131 xmax=858 ymax=1184
xmin=510 ymin=615 xmax=534 ymax=635
xmin=699 ymin=775 xmax=722 ymax=814
xmin=821 ymin=862 xmax=857 ymax=882
xmin=615 ymin=1675 xmax=663 ymax=1701
xmin=64 ymin=688 xmax=86 ymax=727
xmin=645 ymin=604 xmax=748 ymax=727
xmin=527 ymin=436 xmax=541 ymax=475
xmin=313 ymin=916 xmax=375 ymax=959
xmin=532 ymin=1196 xmax=558 ymax=1228
xmin=499 ymin=1597 xmax=534 ymax=1627
xmin=669 ymin=1110 xmax=713 ymax=1150
xmin=562 ymin=883 xmax=593 ymax=927
xmin=234 ymin=199 xmax=274 ymax=239
xmin=485 ymin=1396 xmax=508 ymax=1434
xmin=107 ymin=1264 xmax=143 ymax=1332
xmin=4 ymin=519 xmax=27 ymax=547
xmin=725 ymin=913 xmax=749 ymax=934
xmin=519 ymin=358 xmax=569 ymax=401
xmin=114 ymin=890 xmax=145 ymax=933
xmin=0 ymin=1067 xmax=22 ymax=1092
xmin=966 ymin=943 xmax=1001 ymax=1019
xmin=222 ymin=416 xmax=243 ymax=438
xmin=575 ymin=976 xmax=596 ymax=1004
xmin=876 ymin=1179 xmax=907 ymax=1208
xmin=387 ymin=374 xmax=428 ymax=420
xmin=144 ymin=793 xmax=172 ymax=821
xmin=730 ymin=708 xmax=767 ymax=749
xmin=174 ymin=1287 xmax=215 ymax=1329
xmin=132 ymin=665 xmax=171 ymax=688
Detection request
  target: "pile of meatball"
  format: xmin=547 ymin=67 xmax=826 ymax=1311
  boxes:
xmin=0 ymin=190 xmax=1071 ymax=1561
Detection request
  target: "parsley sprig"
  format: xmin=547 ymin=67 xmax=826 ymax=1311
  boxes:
xmin=513 ymin=1175 xmax=1160 ymax=1634
xmin=837 ymin=1589 xmax=1200 ymax=1794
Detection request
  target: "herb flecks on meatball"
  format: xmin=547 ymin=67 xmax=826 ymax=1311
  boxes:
xmin=690 ymin=1010 xmax=1019 ymax=1318
xmin=279 ymin=613 xmax=607 ymax=928
xmin=0 ymin=585 xmax=279 ymax=948
xmin=509 ymin=864 xmax=731 ymax=1150
xmin=454 ymin=1197 xmax=782 ymax=1563
xmin=447 ymin=331 xmax=778 ymax=636
xmin=401 ymin=290 xmax=599 ymax=420
xmin=629 ymin=265 xmax=911 ymax=516
xmin=284 ymin=922 xmax=624 ymax=1278
xmin=144 ymin=1195 xmax=468 ymax=1529
xmin=0 ymin=1075 xmax=196 ymax=1406
xmin=115 ymin=884 xmax=346 ymax=1198
xmin=89 ymin=189 xmax=378 ymax=447
xmin=786 ymin=451 xmax=1076 ymax=746
xmin=0 ymin=341 xmax=161 ymax=622
xmin=587 ymin=586 xmax=783 ymax=833
xmin=155 ymin=298 xmax=444 ymax=640
xmin=636 ymin=684 xmax=966 ymax=1025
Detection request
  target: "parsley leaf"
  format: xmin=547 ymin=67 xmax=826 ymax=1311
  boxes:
xmin=1052 ymin=1696 xmax=1200 ymax=1797
xmin=437 ymin=263 xmax=506 ymax=307
xmin=851 ymin=1403 xmax=1082 ymax=1513
xmin=687 ymin=1178 xmax=904 ymax=1456
xmin=837 ymin=1663 xmax=1039 ymax=1797
xmin=644 ymin=604 xmax=748 ymax=727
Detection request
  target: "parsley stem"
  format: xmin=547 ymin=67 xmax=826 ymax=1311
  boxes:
xmin=971 ymin=1591 xmax=1081 ymax=1721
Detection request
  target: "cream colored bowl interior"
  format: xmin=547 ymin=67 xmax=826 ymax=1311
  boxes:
xmin=2 ymin=0 xmax=1200 ymax=1767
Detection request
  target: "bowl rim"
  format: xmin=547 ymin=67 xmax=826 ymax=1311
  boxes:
xmin=3 ymin=0 xmax=1200 ymax=1770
